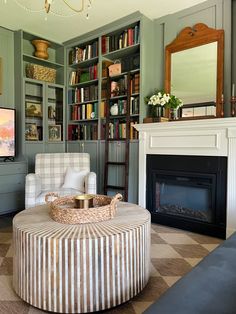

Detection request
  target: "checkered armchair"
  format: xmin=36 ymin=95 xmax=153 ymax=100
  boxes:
xmin=25 ymin=153 xmax=96 ymax=209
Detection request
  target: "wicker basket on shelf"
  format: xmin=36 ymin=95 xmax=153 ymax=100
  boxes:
xmin=25 ymin=63 xmax=56 ymax=83
xmin=45 ymin=193 xmax=123 ymax=224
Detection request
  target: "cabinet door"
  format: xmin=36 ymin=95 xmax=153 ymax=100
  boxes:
xmin=24 ymin=80 xmax=44 ymax=142
xmin=46 ymin=84 xmax=65 ymax=143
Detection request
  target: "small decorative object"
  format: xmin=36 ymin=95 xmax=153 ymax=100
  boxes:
xmin=45 ymin=193 xmax=123 ymax=224
xmin=144 ymin=90 xmax=170 ymax=118
xmin=32 ymin=39 xmax=50 ymax=60
xmin=231 ymin=84 xmax=236 ymax=117
xmin=145 ymin=90 xmax=183 ymax=121
xmin=165 ymin=94 xmax=183 ymax=120
xmin=25 ymin=123 xmax=39 ymax=141
xmin=75 ymin=194 xmax=94 ymax=209
xmin=25 ymin=102 xmax=42 ymax=117
xmin=48 ymin=125 xmax=61 ymax=141
xmin=220 ymin=94 xmax=224 ymax=117
xmin=108 ymin=60 xmax=121 ymax=77
xmin=110 ymin=103 xmax=119 ymax=115
xmin=26 ymin=63 xmax=56 ymax=83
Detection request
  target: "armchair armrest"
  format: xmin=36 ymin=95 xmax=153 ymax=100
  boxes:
xmin=85 ymin=172 xmax=97 ymax=194
xmin=25 ymin=173 xmax=42 ymax=209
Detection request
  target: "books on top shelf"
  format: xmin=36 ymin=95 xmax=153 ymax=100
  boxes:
xmin=69 ymin=41 xmax=98 ymax=64
xmin=102 ymin=24 xmax=140 ymax=54
xmin=68 ymin=85 xmax=98 ymax=104
xmin=69 ymin=64 xmax=98 ymax=85
xmin=71 ymin=103 xmax=98 ymax=121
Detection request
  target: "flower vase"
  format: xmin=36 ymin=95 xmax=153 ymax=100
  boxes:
xmin=170 ymin=108 xmax=179 ymax=120
xmin=149 ymin=106 xmax=163 ymax=118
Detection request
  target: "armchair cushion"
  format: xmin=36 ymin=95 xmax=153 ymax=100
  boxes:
xmin=62 ymin=167 xmax=88 ymax=192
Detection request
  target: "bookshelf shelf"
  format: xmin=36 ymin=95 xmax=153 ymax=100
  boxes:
xmin=23 ymin=54 xmax=64 ymax=69
xmin=70 ymin=118 xmax=99 ymax=123
xmin=70 ymin=79 xmax=98 ymax=88
xmin=110 ymin=95 xmax=127 ymax=100
xmin=69 ymin=56 xmax=99 ymax=68
xmin=102 ymin=44 xmax=140 ymax=60
xmin=69 ymin=99 xmax=99 ymax=105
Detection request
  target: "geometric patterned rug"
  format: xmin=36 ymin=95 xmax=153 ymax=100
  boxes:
xmin=0 ymin=215 xmax=222 ymax=314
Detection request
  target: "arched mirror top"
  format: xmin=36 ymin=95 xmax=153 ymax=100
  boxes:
xmin=165 ymin=23 xmax=224 ymax=118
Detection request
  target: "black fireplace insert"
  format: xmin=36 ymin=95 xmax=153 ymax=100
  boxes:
xmin=146 ymin=155 xmax=227 ymax=238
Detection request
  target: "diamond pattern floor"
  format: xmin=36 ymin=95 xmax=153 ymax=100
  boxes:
xmin=0 ymin=216 xmax=222 ymax=314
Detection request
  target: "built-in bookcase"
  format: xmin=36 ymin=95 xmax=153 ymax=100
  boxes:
xmin=64 ymin=12 xmax=156 ymax=201
xmin=67 ymin=38 xmax=99 ymax=141
xmin=14 ymin=30 xmax=65 ymax=171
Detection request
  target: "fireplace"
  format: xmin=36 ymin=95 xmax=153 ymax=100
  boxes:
xmin=146 ymin=155 xmax=227 ymax=238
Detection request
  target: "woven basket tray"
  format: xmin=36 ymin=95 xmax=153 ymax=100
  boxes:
xmin=45 ymin=193 xmax=122 ymax=224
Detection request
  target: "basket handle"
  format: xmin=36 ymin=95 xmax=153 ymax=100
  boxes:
xmin=45 ymin=192 xmax=59 ymax=204
xmin=111 ymin=193 xmax=123 ymax=207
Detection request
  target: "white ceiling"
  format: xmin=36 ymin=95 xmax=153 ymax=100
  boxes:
xmin=0 ymin=0 xmax=207 ymax=43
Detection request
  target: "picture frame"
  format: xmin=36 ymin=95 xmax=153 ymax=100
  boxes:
xmin=25 ymin=123 xmax=39 ymax=141
xmin=25 ymin=102 xmax=42 ymax=117
xmin=0 ymin=58 xmax=2 ymax=95
xmin=48 ymin=124 xmax=61 ymax=141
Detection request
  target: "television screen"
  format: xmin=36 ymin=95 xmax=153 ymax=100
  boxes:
xmin=0 ymin=107 xmax=15 ymax=158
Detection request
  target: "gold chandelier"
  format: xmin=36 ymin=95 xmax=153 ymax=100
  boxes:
xmin=10 ymin=0 xmax=92 ymax=18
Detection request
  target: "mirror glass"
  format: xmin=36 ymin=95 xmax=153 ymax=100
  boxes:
xmin=171 ymin=42 xmax=217 ymax=106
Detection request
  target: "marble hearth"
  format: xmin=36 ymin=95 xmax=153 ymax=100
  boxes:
xmin=135 ymin=117 xmax=236 ymax=237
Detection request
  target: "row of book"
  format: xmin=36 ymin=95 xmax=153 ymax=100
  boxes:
xmin=100 ymin=99 xmax=139 ymax=118
xmin=69 ymin=42 xmax=98 ymax=64
xmin=71 ymin=103 xmax=98 ymax=121
xmin=102 ymin=25 xmax=140 ymax=54
xmin=69 ymin=64 xmax=98 ymax=85
xmin=100 ymin=120 xmax=138 ymax=140
xmin=68 ymin=85 xmax=98 ymax=104
xmin=68 ymin=124 xmax=98 ymax=141
xmin=130 ymin=72 xmax=140 ymax=94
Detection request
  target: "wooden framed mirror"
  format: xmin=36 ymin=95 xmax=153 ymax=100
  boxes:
xmin=165 ymin=23 xmax=224 ymax=119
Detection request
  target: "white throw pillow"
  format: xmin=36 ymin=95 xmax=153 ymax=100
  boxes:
xmin=62 ymin=167 xmax=88 ymax=191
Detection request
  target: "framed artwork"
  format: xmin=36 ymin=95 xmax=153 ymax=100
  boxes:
xmin=25 ymin=102 xmax=42 ymax=117
xmin=25 ymin=123 xmax=39 ymax=141
xmin=48 ymin=124 xmax=61 ymax=141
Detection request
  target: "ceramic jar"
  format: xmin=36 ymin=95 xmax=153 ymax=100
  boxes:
xmin=110 ymin=103 xmax=119 ymax=115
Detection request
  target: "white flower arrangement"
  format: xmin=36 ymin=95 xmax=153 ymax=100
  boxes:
xmin=146 ymin=92 xmax=171 ymax=107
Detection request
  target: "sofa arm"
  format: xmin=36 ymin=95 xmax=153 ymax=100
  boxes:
xmin=85 ymin=172 xmax=97 ymax=194
xmin=25 ymin=173 xmax=42 ymax=209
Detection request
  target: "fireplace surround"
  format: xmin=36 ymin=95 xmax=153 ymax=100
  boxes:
xmin=146 ymin=154 xmax=227 ymax=238
xmin=135 ymin=117 xmax=236 ymax=238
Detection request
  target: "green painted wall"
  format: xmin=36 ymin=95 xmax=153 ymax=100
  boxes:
xmin=0 ymin=27 xmax=14 ymax=108
xmin=153 ymin=0 xmax=232 ymax=116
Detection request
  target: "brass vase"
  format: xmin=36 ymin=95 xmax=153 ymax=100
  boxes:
xmin=32 ymin=39 xmax=50 ymax=60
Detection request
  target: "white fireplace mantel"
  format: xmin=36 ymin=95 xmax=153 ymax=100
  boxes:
xmin=135 ymin=117 xmax=236 ymax=237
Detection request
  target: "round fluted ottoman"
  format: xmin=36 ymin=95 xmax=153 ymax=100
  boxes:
xmin=13 ymin=202 xmax=151 ymax=313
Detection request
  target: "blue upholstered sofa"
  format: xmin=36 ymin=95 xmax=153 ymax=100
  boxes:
xmin=145 ymin=232 xmax=236 ymax=314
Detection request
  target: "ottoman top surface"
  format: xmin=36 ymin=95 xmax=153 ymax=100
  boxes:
xmin=13 ymin=202 xmax=150 ymax=239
